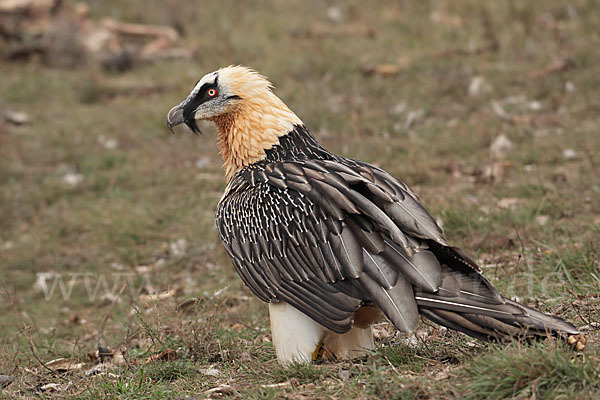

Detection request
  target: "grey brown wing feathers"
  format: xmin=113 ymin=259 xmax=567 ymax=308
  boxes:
xmin=416 ymin=241 xmax=579 ymax=339
xmin=217 ymin=158 xmax=451 ymax=334
xmin=219 ymin=157 xmax=577 ymax=341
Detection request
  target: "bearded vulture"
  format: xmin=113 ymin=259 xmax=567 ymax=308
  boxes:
xmin=166 ymin=66 xmax=581 ymax=364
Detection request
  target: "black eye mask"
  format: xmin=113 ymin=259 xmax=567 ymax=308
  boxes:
xmin=181 ymin=76 xmax=220 ymax=129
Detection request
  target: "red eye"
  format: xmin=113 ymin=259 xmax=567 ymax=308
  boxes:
xmin=207 ymin=88 xmax=218 ymax=97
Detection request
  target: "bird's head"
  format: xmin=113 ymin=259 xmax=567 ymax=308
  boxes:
xmin=167 ymin=66 xmax=302 ymax=179
xmin=167 ymin=66 xmax=258 ymax=134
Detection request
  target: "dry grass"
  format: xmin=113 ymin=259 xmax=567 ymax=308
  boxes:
xmin=1 ymin=0 xmax=599 ymax=398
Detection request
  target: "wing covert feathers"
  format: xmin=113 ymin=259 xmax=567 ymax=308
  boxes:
xmin=216 ymin=126 xmax=578 ymax=343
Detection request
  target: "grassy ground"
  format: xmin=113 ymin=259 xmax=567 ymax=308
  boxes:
xmin=1 ymin=0 xmax=599 ymax=398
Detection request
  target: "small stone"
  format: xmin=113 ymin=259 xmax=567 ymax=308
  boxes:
xmin=468 ymin=76 xmax=491 ymax=97
xmin=62 ymin=172 xmax=84 ymax=186
xmin=562 ymin=148 xmax=578 ymax=160
xmin=405 ymin=109 xmax=424 ymax=129
xmin=33 ymin=272 xmax=56 ymax=291
xmin=491 ymin=101 xmax=508 ymax=118
xmin=338 ymin=370 xmax=351 ymax=380
xmin=109 ymin=262 xmax=125 ymax=271
xmin=170 ymin=238 xmax=188 ymax=257
xmin=390 ymin=102 xmax=407 ymax=115
xmin=195 ymin=157 xmax=210 ymax=169
xmin=135 ymin=265 xmax=152 ymax=274
xmin=98 ymin=292 xmax=120 ymax=306
xmin=535 ymin=215 xmax=550 ymax=226
xmin=97 ymin=135 xmax=119 ymax=149
xmin=2 ymin=109 xmax=30 ymax=125
xmin=565 ymin=81 xmax=575 ymax=92
xmin=326 ymin=6 xmax=344 ymax=22
xmin=490 ymin=134 xmax=513 ymax=159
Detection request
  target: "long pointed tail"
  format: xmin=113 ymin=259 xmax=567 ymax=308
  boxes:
xmin=417 ymin=243 xmax=579 ymax=341
xmin=418 ymin=296 xmax=579 ymax=342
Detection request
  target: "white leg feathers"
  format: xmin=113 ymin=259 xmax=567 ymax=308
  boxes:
xmin=268 ymin=301 xmax=376 ymax=365
xmin=322 ymin=326 xmax=375 ymax=360
xmin=269 ymin=302 xmax=326 ymax=364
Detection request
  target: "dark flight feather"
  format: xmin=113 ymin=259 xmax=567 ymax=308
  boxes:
xmin=215 ymin=125 xmax=578 ymax=341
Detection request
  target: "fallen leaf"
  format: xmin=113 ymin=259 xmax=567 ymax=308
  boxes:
xmin=39 ymin=383 xmax=62 ymax=392
xmin=479 ymin=161 xmax=513 ymax=182
xmin=113 ymin=351 xmax=126 ymax=365
xmin=46 ymin=358 xmax=84 ymax=372
xmin=145 ymin=348 xmax=177 ymax=364
xmin=261 ymin=382 xmax=291 ymax=388
xmin=29 ymin=381 xmax=73 ymax=394
xmin=362 ymin=64 xmax=401 ymax=77
xmin=205 ymin=384 xmax=236 ymax=397
xmin=176 ymin=297 xmax=200 ymax=312
xmin=88 ymin=349 xmax=99 ymax=362
xmin=139 ymin=289 xmax=176 ymax=302
xmin=200 ymin=368 xmax=221 ymax=377
xmin=497 ymin=197 xmax=520 ymax=209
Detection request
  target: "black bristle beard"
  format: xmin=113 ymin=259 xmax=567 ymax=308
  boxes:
xmin=185 ymin=119 xmax=203 ymax=135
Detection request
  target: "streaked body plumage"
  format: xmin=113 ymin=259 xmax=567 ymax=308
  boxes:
xmin=167 ymin=66 xmax=580 ymax=364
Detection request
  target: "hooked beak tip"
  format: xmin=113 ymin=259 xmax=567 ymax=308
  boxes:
xmin=166 ymin=105 xmax=184 ymax=133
